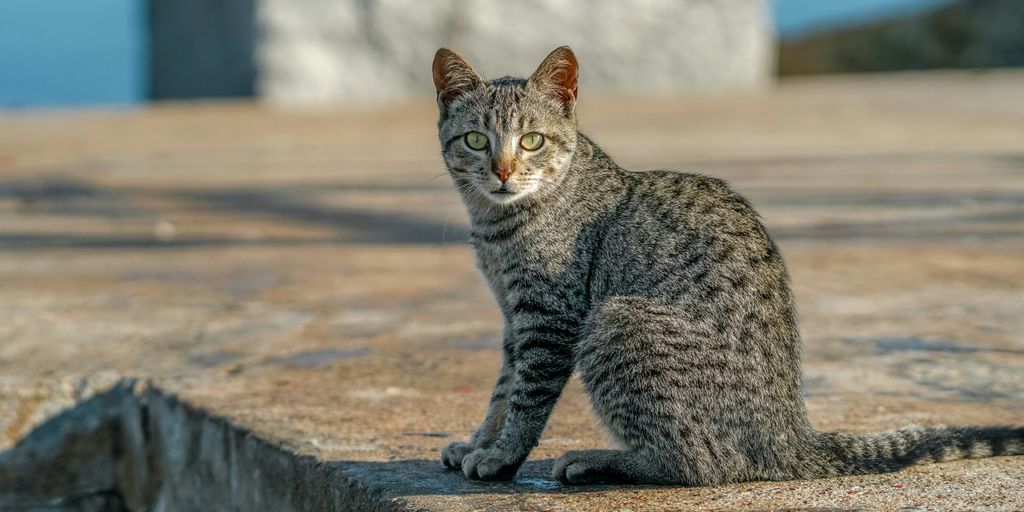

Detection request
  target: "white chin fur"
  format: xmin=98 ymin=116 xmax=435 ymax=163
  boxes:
xmin=485 ymin=191 xmax=523 ymax=204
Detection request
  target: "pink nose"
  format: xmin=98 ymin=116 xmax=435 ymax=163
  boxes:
xmin=496 ymin=168 xmax=512 ymax=182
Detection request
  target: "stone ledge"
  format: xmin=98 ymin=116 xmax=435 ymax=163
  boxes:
xmin=3 ymin=375 xmax=1024 ymax=511
xmin=0 ymin=379 xmax=415 ymax=511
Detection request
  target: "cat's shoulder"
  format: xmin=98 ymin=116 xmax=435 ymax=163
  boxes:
xmin=624 ymin=169 xmax=760 ymax=221
xmin=628 ymin=169 xmax=734 ymax=199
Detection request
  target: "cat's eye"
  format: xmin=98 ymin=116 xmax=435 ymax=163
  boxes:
xmin=464 ymin=131 xmax=488 ymax=150
xmin=520 ymin=132 xmax=544 ymax=151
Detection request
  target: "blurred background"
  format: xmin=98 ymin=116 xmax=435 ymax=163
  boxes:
xmin=2 ymin=0 xmax=1023 ymax=108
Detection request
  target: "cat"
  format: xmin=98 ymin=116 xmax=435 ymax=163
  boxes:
xmin=431 ymin=46 xmax=1024 ymax=485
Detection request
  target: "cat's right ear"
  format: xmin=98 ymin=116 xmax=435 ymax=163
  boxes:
xmin=432 ymin=48 xmax=484 ymax=108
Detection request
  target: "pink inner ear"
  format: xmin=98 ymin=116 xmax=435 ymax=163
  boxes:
xmin=436 ymin=64 xmax=462 ymax=103
xmin=432 ymin=49 xmax=480 ymax=104
xmin=552 ymin=65 xmax=578 ymax=103
xmin=531 ymin=47 xmax=579 ymax=107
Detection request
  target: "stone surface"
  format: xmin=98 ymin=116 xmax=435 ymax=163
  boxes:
xmin=257 ymin=0 xmax=773 ymax=105
xmin=1 ymin=70 xmax=1023 ymax=509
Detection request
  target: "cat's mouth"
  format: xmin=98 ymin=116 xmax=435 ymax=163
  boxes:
xmin=484 ymin=184 xmax=522 ymax=203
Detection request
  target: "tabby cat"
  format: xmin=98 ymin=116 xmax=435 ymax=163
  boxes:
xmin=432 ymin=46 xmax=1023 ymax=485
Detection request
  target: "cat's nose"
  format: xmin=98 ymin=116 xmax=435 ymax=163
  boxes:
xmin=492 ymin=160 xmax=516 ymax=182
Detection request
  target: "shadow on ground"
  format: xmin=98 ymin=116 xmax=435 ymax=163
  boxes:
xmin=4 ymin=150 xmax=1024 ymax=251
xmin=0 ymin=176 xmax=472 ymax=250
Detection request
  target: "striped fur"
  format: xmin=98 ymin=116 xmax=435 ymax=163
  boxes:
xmin=432 ymin=47 xmax=1024 ymax=485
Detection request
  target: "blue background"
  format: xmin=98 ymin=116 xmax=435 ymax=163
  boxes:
xmin=0 ymin=0 xmax=954 ymax=108
xmin=0 ymin=0 xmax=146 ymax=108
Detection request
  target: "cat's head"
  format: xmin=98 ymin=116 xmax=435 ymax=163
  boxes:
xmin=432 ymin=46 xmax=579 ymax=205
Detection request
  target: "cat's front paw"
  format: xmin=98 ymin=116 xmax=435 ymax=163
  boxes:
xmin=461 ymin=447 xmax=522 ymax=481
xmin=441 ymin=441 xmax=475 ymax=470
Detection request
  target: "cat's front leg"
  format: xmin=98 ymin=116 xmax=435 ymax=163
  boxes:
xmin=441 ymin=346 xmax=515 ymax=470
xmin=461 ymin=323 xmax=575 ymax=481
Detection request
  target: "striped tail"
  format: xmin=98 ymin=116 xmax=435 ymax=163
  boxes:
xmin=817 ymin=425 xmax=1024 ymax=476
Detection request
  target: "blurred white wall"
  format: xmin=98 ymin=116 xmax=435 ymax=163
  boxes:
xmin=256 ymin=0 xmax=775 ymax=106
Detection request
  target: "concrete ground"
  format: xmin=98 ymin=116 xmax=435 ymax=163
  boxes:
xmin=1 ymin=71 xmax=1023 ymax=510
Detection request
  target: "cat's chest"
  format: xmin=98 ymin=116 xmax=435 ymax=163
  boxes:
xmin=472 ymin=231 xmax=587 ymax=312
xmin=474 ymin=239 xmax=561 ymax=287
xmin=469 ymin=203 xmax=594 ymax=310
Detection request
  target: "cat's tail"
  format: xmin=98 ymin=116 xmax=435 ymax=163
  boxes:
xmin=814 ymin=425 xmax=1024 ymax=476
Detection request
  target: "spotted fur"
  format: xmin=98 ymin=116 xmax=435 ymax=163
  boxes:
xmin=433 ymin=46 xmax=1024 ymax=485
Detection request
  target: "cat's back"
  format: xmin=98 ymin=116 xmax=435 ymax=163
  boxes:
xmin=591 ymin=168 xmax=786 ymax=303
xmin=615 ymin=169 xmax=767 ymax=246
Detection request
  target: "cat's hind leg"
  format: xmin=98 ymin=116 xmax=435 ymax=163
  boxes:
xmin=567 ymin=296 xmax=752 ymax=486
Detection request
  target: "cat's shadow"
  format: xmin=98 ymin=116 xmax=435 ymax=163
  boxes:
xmin=333 ymin=457 xmax=627 ymax=497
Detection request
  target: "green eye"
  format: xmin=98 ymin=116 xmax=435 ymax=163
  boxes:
xmin=465 ymin=131 xmax=488 ymax=150
xmin=520 ymin=132 xmax=544 ymax=151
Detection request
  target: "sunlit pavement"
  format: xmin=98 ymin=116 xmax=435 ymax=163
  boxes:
xmin=1 ymin=71 xmax=1023 ymax=509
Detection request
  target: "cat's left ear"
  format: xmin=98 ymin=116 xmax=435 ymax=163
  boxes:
xmin=432 ymin=48 xmax=484 ymax=108
xmin=528 ymin=46 xmax=578 ymax=115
